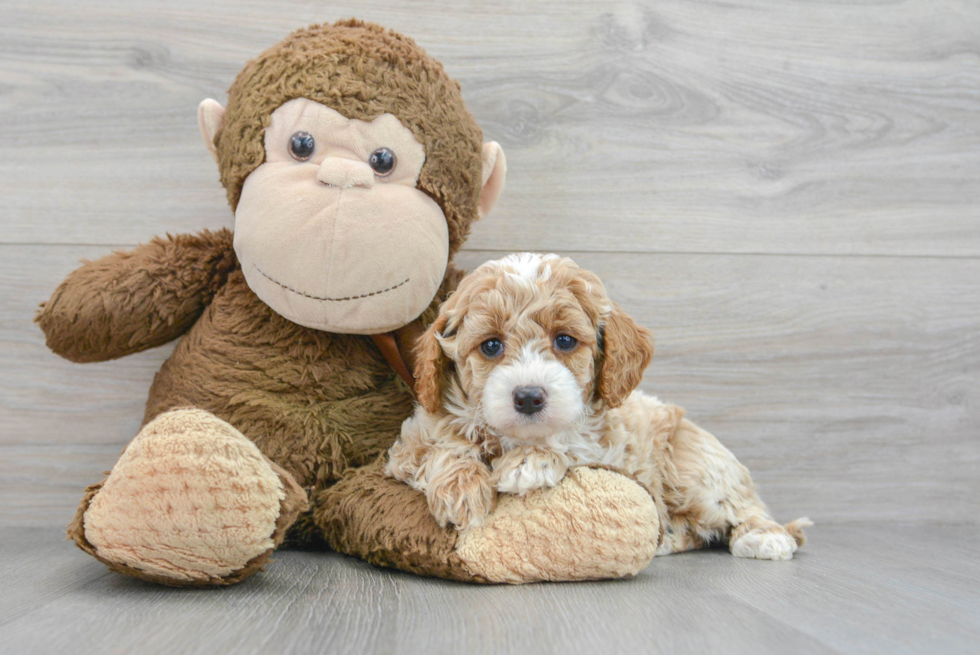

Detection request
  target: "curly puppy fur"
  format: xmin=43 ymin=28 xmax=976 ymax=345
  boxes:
xmin=386 ymin=253 xmax=811 ymax=560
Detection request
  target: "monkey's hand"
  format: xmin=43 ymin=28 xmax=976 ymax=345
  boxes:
xmin=36 ymin=229 xmax=236 ymax=363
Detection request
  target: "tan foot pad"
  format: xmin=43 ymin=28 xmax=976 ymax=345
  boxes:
xmin=77 ymin=409 xmax=303 ymax=585
xmin=454 ymin=466 xmax=661 ymax=583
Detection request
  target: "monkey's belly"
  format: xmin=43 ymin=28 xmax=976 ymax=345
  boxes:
xmin=143 ymin=272 xmax=414 ymax=488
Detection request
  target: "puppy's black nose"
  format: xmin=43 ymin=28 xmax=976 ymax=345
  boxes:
xmin=513 ymin=386 xmax=546 ymax=415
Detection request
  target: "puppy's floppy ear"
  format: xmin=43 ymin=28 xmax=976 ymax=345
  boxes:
xmin=414 ymin=313 xmax=454 ymax=414
xmin=596 ymin=303 xmax=654 ymax=408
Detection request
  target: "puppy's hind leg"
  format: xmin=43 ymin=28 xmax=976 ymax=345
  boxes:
xmin=667 ymin=419 xmax=811 ymax=561
xmin=729 ymin=514 xmax=813 ymax=561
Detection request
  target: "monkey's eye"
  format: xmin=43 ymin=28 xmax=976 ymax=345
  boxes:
xmin=368 ymin=147 xmax=397 ymax=176
xmin=288 ymin=132 xmax=315 ymax=161
xmin=480 ymin=338 xmax=503 ymax=358
xmin=554 ymin=334 xmax=578 ymax=352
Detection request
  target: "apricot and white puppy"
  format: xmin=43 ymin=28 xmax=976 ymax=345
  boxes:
xmin=386 ymin=253 xmax=811 ymax=560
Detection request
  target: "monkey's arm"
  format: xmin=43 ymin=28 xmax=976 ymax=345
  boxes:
xmin=36 ymin=229 xmax=236 ymax=363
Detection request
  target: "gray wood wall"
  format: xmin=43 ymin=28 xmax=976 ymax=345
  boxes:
xmin=1 ymin=0 xmax=978 ymax=528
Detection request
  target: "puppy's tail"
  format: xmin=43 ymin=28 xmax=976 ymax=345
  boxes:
xmin=784 ymin=517 xmax=814 ymax=547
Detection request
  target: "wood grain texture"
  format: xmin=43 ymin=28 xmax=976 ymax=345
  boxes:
xmin=1 ymin=524 xmax=979 ymax=654
xmin=0 ymin=0 xmax=977 ymax=254
xmin=0 ymin=444 xmax=121 ymax=527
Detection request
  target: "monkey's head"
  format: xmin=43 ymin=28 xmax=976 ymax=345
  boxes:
xmin=197 ymin=20 xmax=506 ymax=334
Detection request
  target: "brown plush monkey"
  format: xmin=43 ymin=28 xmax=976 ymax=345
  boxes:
xmin=37 ymin=20 xmax=661 ymax=586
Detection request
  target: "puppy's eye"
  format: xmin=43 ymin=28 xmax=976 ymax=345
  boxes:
xmin=368 ymin=147 xmax=397 ymax=176
xmin=554 ymin=334 xmax=578 ymax=352
xmin=480 ymin=338 xmax=503 ymax=358
xmin=288 ymin=132 xmax=316 ymax=161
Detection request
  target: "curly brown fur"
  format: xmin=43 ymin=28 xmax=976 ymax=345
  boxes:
xmin=142 ymin=267 xmax=415 ymax=486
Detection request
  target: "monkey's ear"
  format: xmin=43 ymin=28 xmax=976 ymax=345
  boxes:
xmin=414 ymin=313 xmax=454 ymax=414
xmin=197 ymin=99 xmax=226 ymax=163
xmin=478 ymin=142 xmax=507 ymax=218
xmin=597 ymin=304 xmax=654 ymax=408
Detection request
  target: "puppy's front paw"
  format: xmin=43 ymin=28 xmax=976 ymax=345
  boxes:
xmin=492 ymin=449 xmax=567 ymax=496
xmin=425 ymin=461 xmax=495 ymax=531
xmin=731 ymin=527 xmax=799 ymax=561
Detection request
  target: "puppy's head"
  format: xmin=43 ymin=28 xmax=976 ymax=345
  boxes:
xmin=415 ymin=253 xmax=654 ymax=441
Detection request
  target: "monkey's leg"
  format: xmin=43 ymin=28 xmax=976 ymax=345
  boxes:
xmin=314 ymin=460 xmax=660 ymax=583
xmin=68 ymin=409 xmax=308 ymax=586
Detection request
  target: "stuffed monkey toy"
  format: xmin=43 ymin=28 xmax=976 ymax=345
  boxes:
xmin=37 ymin=20 xmax=661 ymax=586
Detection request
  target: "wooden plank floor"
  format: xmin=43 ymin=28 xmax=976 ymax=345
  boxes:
xmin=1 ymin=524 xmax=978 ymax=655
xmin=1 ymin=0 xmax=979 ymax=652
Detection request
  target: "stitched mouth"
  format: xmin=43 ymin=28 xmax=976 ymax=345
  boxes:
xmin=254 ymin=265 xmax=409 ymax=302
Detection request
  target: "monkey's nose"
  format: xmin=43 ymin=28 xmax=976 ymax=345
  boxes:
xmin=317 ymin=158 xmax=375 ymax=189
xmin=513 ymin=386 xmax=546 ymax=415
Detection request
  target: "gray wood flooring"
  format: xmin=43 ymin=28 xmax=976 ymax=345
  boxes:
xmin=2 ymin=524 xmax=978 ymax=655
xmin=1 ymin=0 xmax=978 ymax=653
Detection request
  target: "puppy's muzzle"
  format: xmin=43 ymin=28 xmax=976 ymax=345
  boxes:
xmin=513 ymin=386 xmax=546 ymax=415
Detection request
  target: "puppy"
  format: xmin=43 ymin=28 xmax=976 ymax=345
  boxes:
xmin=385 ymin=253 xmax=811 ymax=560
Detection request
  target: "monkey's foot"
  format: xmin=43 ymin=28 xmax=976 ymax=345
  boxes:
xmin=68 ymin=409 xmax=308 ymax=586
xmin=318 ymin=462 xmax=660 ymax=583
